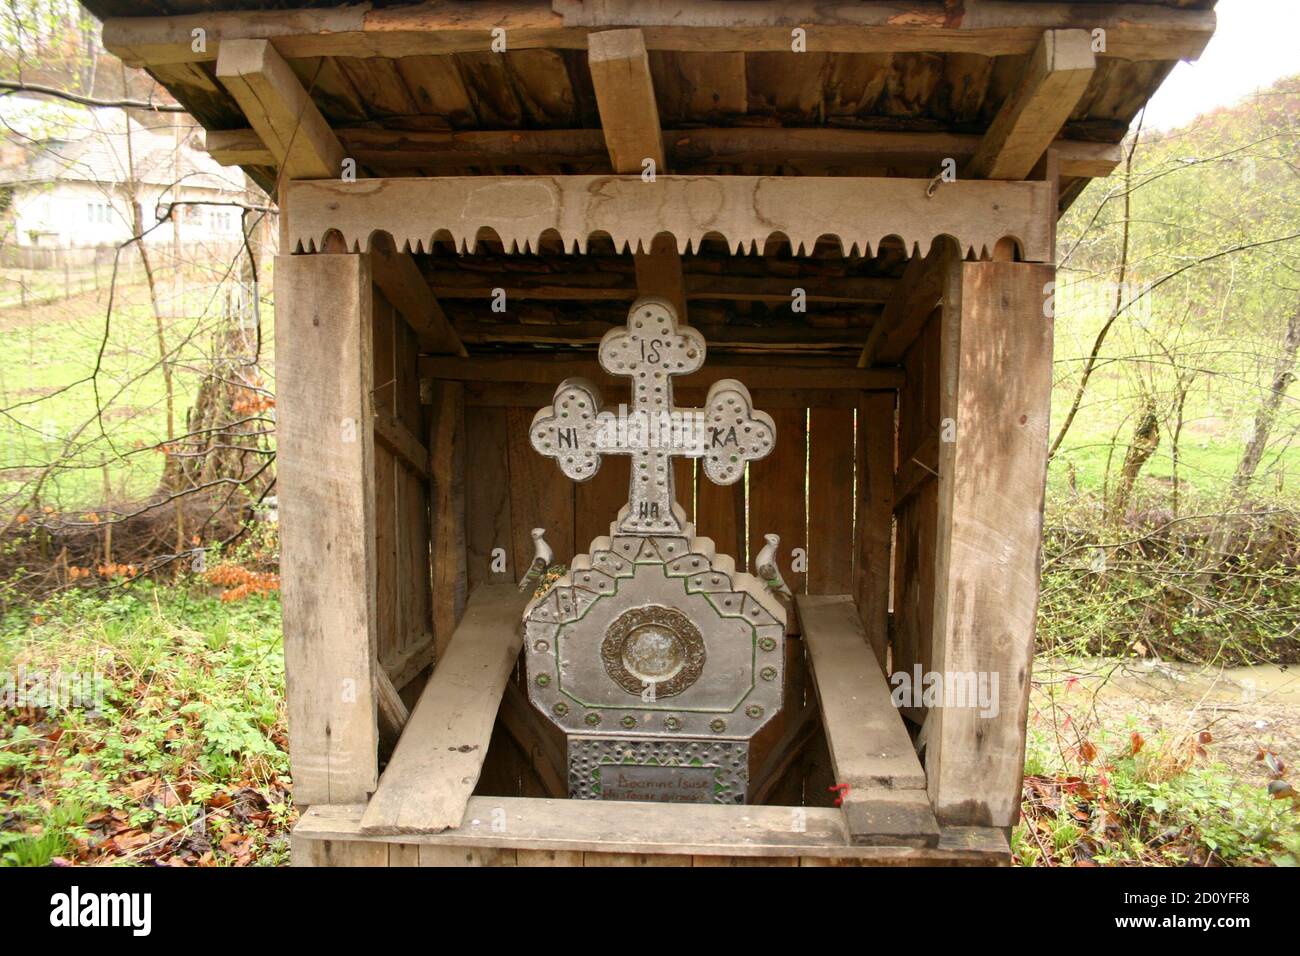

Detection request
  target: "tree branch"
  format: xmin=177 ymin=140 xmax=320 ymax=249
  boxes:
xmin=0 ymin=79 xmax=188 ymax=113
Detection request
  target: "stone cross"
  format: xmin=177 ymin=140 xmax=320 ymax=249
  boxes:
xmin=529 ymin=298 xmax=776 ymax=536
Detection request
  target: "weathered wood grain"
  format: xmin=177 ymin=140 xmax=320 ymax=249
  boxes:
xmin=361 ymin=583 xmax=531 ymax=834
xmin=968 ymin=30 xmax=1096 ymax=180
xmin=283 ymin=175 xmax=1056 ymax=263
xmin=797 ymin=594 xmax=926 ymax=793
xmin=214 ymin=38 xmax=343 ymax=180
xmin=275 ymin=253 xmax=378 ymax=806
xmin=207 ymin=125 xmax=1121 ymax=178
xmin=420 ymin=355 xmax=903 ymax=391
xmin=294 ymin=799 xmax=1010 ymax=864
xmin=105 ymin=2 xmax=1215 ymax=68
xmin=429 ymin=381 xmax=467 ymax=660
xmin=925 ymin=260 xmax=1053 ymax=829
xmin=749 ymin=407 xmax=807 ymax=595
xmin=463 ymin=406 xmax=514 ymax=592
xmin=855 ymin=391 xmax=896 ymax=667
xmin=808 ymin=406 xmax=854 ymax=595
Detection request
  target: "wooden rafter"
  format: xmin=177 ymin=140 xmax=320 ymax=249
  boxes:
xmin=588 ymin=28 xmax=665 ymax=174
xmin=587 ymin=28 xmax=686 ymax=316
xmin=858 ymin=239 xmax=960 ymax=367
xmin=968 ymin=30 xmax=1097 ymax=181
xmin=214 ymin=38 xmax=343 ymax=180
xmin=451 ymin=319 xmax=877 ymax=352
xmin=104 ymin=1 xmax=1215 ymax=68
xmin=422 ymin=270 xmax=899 ymax=305
xmin=216 ymin=38 xmax=464 ymax=355
xmin=204 ymin=126 xmax=1122 ymax=179
xmin=370 ymin=235 xmax=468 ymax=356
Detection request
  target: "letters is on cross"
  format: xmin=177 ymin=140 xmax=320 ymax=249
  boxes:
xmin=529 ymin=298 xmax=777 ymax=536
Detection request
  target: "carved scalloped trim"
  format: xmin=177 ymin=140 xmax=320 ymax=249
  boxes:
xmin=284 ymin=175 xmax=1054 ymax=263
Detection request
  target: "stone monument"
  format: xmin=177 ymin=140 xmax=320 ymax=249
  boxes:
xmin=522 ymin=297 xmax=786 ymax=804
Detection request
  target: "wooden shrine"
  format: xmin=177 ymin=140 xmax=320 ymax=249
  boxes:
xmin=84 ymin=0 xmax=1218 ymax=865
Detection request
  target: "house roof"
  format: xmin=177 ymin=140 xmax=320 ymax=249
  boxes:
xmin=0 ymin=110 xmax=244 ymax=193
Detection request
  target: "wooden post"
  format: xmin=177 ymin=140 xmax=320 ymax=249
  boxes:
xmin=924 ymin=259 xmax=1054 ymax=828
xmin=275 ymin=251 xmax=380 ymax=807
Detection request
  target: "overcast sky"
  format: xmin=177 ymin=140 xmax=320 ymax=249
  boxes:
xmin=1142 ymin=0 xmax=1300 ymax=130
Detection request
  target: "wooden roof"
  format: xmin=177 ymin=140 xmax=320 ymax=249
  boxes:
xmin=82 ymin=1 xmax=1217 ymax=358
xmin=89 ymin=2 xmax=1215 ymax=200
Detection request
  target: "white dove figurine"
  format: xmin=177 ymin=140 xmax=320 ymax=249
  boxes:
xmin=518 ymin=527 xmax=554 ymax=592
xmin=754 ymin=532 xmax=792 ymax=599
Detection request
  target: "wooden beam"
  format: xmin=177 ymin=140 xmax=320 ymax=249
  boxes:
xmin=449 ymin=319 xmax=877 ymax=351
xmin=419 ymin=354 xmax=902 ymax=391
xmin=217 ymin=41 xmax=461 ymax=356
xmin=284 ymin=175 xmax=1056 ymax=264
xmin=361 ymin=583 xmax=530 ymax=834
xmin=370 ymin=236 xmax=466 ymax=356
xmin=375 ymin=667 xmax=410 ymax=750
xmin=465 ymin=382 xmax=867 ymax=410
xmin=968 ymin=30 xmax=1097 ymax=181
xmin=104 ymin=2 xmax=1215 ymax=68
xmin=859 ymin=238 xmax=961 ymax=367
xmin=214 ymin=38 xmax=343 ymax=180
xmin=925 ymin=260 xmax=1054 ymax=829
xmin=424 ymin=270 xmax=897 ymax=306
xmin=667 ymin=128 xmax=1121 ymax=179
xmin=588 ymin=28 xmax=665 ymax=173
xmin=894 ymin=431 xmax=939 ymax=509
xmin=798 ymin=595 xmax=927 ymax=792
xmin=634 ymin=238 xmax=687 ymax=318
xmin=371 ymin=409 xmax=430 ymax=480
xmin=797 ymin=594 xmax=937 ymax=846
xmin=297 ymin=800 xmax=1011 ymax=864
xmin=840 ymin=789 xmax=940 ymax=849
xmin=203 ymin=128 xmax=275 ymax=166
xmin=587 ymin=30 xmax=686 ymax=314
xmin=428 ymin=382 xmax=467 ymax=660
xmin=274 ymin=252 xmax=378 ymax=806
xmin=206 ymin=125 xmax=1122 ymax=179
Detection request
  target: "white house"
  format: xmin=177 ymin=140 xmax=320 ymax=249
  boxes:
xmin=0 ymin=109 xmax=248 ymax=253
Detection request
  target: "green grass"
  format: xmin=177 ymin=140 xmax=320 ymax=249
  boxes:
xmin=1014 ymin=716 xmax=1299 ymax=866
xmin=0 ymin=578 xmax=290 ymax=866
xmin=0 ymin=266 xmax=273 ymax=512
xmin=1046 ymin=275 xmax=1300 ymax=503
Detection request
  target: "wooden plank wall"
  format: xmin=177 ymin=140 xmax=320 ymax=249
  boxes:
xmin=892 ymin=310 xmax=943 ymax=683
xmin=371 ymin=290 xmax=435 ymax=689
xmin=460 ymin=396 xmax=879 ymax=604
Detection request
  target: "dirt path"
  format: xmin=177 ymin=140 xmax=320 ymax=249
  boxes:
xmin=1032 ymin=657 xmax=1298 ymax=784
